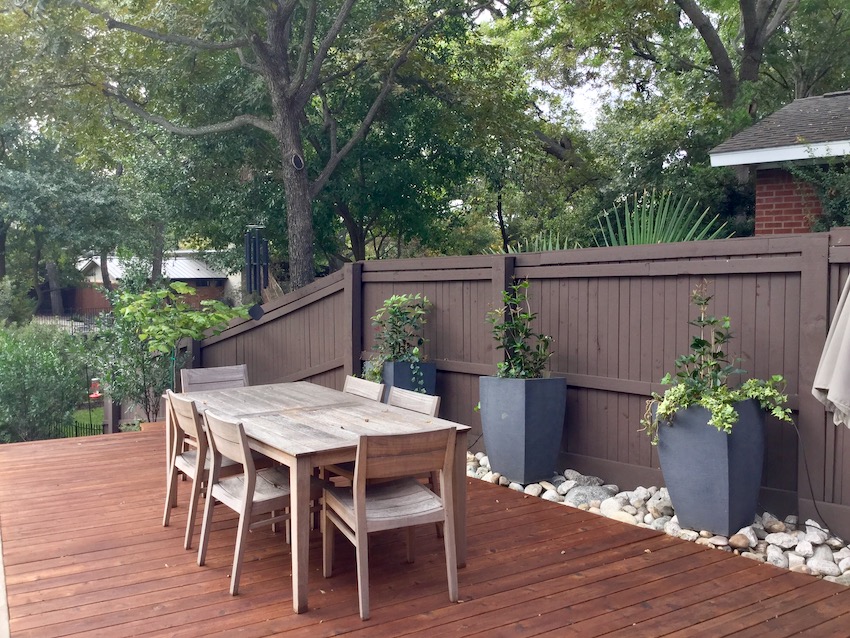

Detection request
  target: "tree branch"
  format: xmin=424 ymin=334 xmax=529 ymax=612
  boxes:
xmin=294 ymin=1 xmax=318 ymax=89
xmin=309 ymin=3 xmax=489 ymax=197
xmin=236 ymin=48 xmax=262 ymax=74
xmin=73 ymin=1 xmax=249 ymax=50
xmin=764 ymin=0 xmax=800 ymax=40
xmin=294 ymin=0 xmax=357 ymax=102
xmin=674 ymin=0 xmax=738 ymax=106
xmin=103 ymin=88 xmax=277 ymax=137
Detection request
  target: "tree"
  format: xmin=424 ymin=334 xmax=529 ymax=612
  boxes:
xmin=37 ymin=0 xmax=491 ymax=290
xmin=0 ymin=122 xmax=127 ymax=313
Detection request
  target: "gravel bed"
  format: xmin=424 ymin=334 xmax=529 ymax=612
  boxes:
xmin=467 ymin=451 xmax=850 ymax=586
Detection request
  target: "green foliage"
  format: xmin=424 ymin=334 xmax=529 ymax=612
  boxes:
xmin=0 ymin=323 xmax=87 ymax=442
xmin=487 ymin=280 xmax=553 ymax=379
xmin=365 ymin=293 xmax=431 ymax=384
xmin=595 ymin=190 xmax=732 ymax=246
xmin=642 ymin=281 xmax=792 ymax=443
xmin=789 ymin=158 xmax=850 ymax=230
xmin=486 ymin=230 xmax=580 ymax=254
xmin=0 ymin=278 xmax=35 ymax=326
xmin=93 ymin=281 xmax=248 ymax=421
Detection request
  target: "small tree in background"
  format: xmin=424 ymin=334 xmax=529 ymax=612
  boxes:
xmin=94 ymin=281 xmax=248 ymax=422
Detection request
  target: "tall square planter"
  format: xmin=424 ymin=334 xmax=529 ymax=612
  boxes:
xmin=478 ymin=376 xmax=567 ymax=484
xmin=381 ymin=361 xmax=437 ymax=403
xmin=656 ymin=398 xmax=765 ymax=536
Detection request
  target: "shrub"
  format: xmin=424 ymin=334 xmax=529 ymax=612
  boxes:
xmin=0 ymin=324 xmax=87 ymax=442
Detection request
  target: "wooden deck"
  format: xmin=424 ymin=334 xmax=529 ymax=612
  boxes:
xmin=1 ymin=430 xmax=849 ymax=637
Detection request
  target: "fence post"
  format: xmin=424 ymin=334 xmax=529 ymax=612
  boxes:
xmin=491 ymin=255 xmax=514 ymax=368
xmin=103 ymin=397 xmax=122 ymax=434
xmin=343 ymin=262 xmax=363 ymax=377
xmin=797 ymin=234 xmax=830 ymax=523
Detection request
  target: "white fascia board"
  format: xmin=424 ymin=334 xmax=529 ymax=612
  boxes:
xmin=710 ymin=140 xmax=850 ymax=167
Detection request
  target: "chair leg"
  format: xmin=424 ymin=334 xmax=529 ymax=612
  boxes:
xmin=322 ymin=509 xmax=334 ymax=578
xmin=441 ymin=513 xmax=459 ymax=604
xmin=184 ymin=473 xmax=203 ymax=550
xmin=429 ymin=471 xmax=444 ymax=538
xmin=406 ymin=527 xmax=416 ymax=563
xmin=354 ymin=529 xmax=371 ymax=621
xmin=163 ymin=463 xmax=179 ymax=527
xmin=196 ymin=488 xmax=216 ymax=567
xmin=230 ymin=508 xmax=252 ymax=595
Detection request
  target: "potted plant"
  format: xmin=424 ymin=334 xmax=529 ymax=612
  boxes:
xmin=642 ymin=281 xmax=793 ymax=536
xmin=364 ymin=293 xmax=436 ymax=401
xmin=479 ymin=280 xmax=566 ymax=484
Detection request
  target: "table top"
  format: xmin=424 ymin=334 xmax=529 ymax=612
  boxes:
xmin=182 ymin=381 xmax=469 ymax=458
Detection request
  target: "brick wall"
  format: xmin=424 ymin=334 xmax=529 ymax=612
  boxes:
xmin=755 ymin=168 xmax=823 ymax=235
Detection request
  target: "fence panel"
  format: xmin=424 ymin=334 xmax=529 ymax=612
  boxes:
xmin=198 ymin=230 xmax=850 ymax=538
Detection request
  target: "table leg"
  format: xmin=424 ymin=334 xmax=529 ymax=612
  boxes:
xmin=291 ymin=456 xmax=312 ymax=613
xmin=454 ymin=430 xmax=467 ymax=568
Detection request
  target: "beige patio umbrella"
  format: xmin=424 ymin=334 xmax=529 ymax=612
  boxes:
xmin=813 ymin=275 xmax=850 ymax=428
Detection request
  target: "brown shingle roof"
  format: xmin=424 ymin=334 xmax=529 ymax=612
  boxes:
xmin=711 ymin=91 xmax=850 ymax=154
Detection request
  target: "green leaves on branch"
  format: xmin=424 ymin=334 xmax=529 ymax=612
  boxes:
xmin=596 ymin=190 xmax=732 ymax=247
xmin=642 ymin=281 xmax=792 ymax=443
xmin=116 ymin=281 xmax=248 ymax=354
xmin=487 ymin=280 xmax=553 ymax=379
xmin=365 ymin=293 xmax=431 ymax=382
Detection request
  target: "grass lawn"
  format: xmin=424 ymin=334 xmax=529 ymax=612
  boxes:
xmin=73 ymin=406 xmax=104 ymax=426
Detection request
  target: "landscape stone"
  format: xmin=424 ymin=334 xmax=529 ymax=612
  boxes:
xmin=678 ymin=530 xmax=699 ymax=542
xmin=563 ymin=484 xmax=615 ymax=507
xmin=557 ymin=480 xmax=577 ymax=496
xmin=541 ymin=490 xmax=563 ymax=502
xmin=539 ymin=481 xmax=557 ymax=492
xmin=807 ymin=558 xmax=842 ymax=577
xmin=508 ymin=482 xmax=524 ymax=492
xmin=708 ymin=535 xmax=729 ymax=546
xmin=766 ymin=545 xmax=789 ymax=568
xmin=765 ymin=532 xmax=798 ymax=549
xmin=787 ymin=552 xmax=806 ymax=569
xmin=795 ymin=540 xmax=814 ymax=558
xmin=647 ymin=489 xmax=674 ymax=518
xmin=524 ymin=484 xmax=544 ymax=497
xmin=608 ymin=510 xmax=638 ymax=525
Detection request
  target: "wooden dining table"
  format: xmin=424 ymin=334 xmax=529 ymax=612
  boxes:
xmin=179 ymin=381 xmax=470 ymax=614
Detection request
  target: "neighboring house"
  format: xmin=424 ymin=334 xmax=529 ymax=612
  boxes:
xmin=710 ymin=90 xmax=850 ymax=235
xmin=71 ymin=251 xmax=238 ymax=312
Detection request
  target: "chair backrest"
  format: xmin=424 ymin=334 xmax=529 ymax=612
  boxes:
xmin=203 ymin=410 xmax=254 ymax=473
xmin=343 ymin=375 xmax=385 ymax=402
xmin=387 ymin=386 xmax=440 ymax=417
xmin=354 ymin=428 xmax=455 ymax=485
xmin=180 ymin=364 xmax=249 ymax=393
xmin=167 ymin=390 xmax=204 ymax=442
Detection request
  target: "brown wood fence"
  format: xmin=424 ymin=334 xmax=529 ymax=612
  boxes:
xmin=199 ymin=229 xmax=850 ymax=538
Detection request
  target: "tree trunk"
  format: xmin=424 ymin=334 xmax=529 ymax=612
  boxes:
xmin=337 ymin=202 xmax=367 ymax=262
xmin=151 ymin=223 xmax=164 ymax=284
xmin=45 ymin=261 xmax=64 ymax=316
xmin=99 ymin=249 xmax=113 ymax=293
xmin=0 ymin=220 xmax=8 ymax=279
xmin=278 ymin=114 xmax=315 ymax=290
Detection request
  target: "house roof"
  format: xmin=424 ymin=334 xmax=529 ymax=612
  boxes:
xmin=710 ymin=91 xmax=850 ymax=167
xmin=80 ymin=252 xmax=228 ymax=281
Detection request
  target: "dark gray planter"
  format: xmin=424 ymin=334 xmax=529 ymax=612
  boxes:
xmin=381 ymin=361 xmax=437 ymax=402
xmin=656 ymin=398 xmax=765 ymax=536
xmin=478 ymin=376 xmax=567 ymax=484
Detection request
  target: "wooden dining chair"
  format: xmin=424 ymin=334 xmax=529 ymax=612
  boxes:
xmin=197 ymin=410 xmax=323 ymax=595
xmin=162 ymin=390 xmax=242 ymax=550
xmin=322 ymin=376 xmax=385 ymax=481
xmin=343 ymin=375 xmax=385 ymax=401
xmin=322 ymin=428 xmax=458 ymax=620
xmin=180 ymin=364 xmax=249 ymax=393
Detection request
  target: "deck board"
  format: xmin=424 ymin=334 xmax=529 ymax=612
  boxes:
xmin=1 ymin=431 xmax=848 ymax=637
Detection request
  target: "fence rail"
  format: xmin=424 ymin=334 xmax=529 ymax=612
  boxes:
xmin=198 ymin=229 xmax=850 ymax=539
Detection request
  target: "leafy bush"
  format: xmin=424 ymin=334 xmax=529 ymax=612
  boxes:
xmin=364 ymin=293 xmax=431 ymax=383
xmin=487 ymin=280 xmax=553 ymax=379
xmin=0 ymin=324 xmax=87 ymax=442
xmin=92 ymin=281 xmax=248 ymax=422
xmin=0 ymin=278 xmax=36 ymax=326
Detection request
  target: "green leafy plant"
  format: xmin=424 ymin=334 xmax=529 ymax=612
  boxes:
xmin=596 ymin=190 xmax=732 ymax=247
xmin=93 ymin=281 xmax=248 ymax=422
xmin=364 ymin=293 xmax=431 ymax=389
xmin=487 ymin=280 xmax=553 ymax=379
xmin=485 ymin=231 xmax=580 ymax=254
xmin=642 ymin=281 xmax=792 ymax=443
xmin=0 ymin=323 xmax=87 ymax=442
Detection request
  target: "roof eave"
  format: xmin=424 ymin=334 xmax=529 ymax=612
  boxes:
xmin=710 ymin=140 xmax=850 ymax=167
